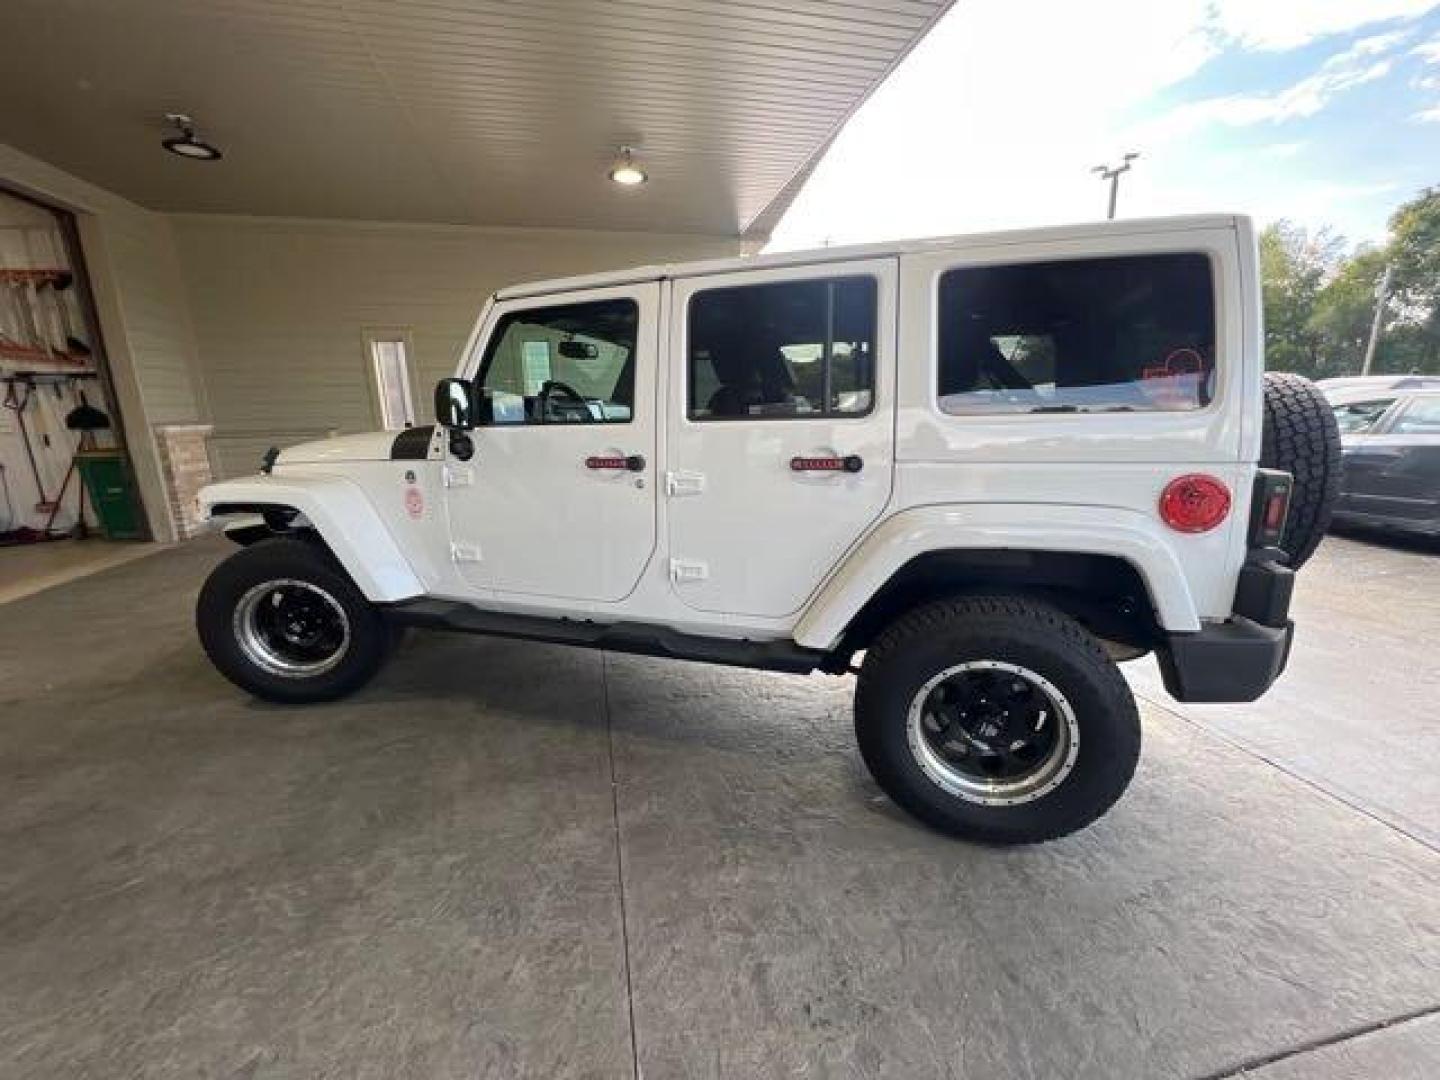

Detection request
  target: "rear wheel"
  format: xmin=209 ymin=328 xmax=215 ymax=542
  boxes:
xmin=855 ymin=596 xmax=1140 ymax=844
xmin=196 ymin=538 xmax=391 ymax=703
xmin=1261 ymin=372 xmax=1341 ymax=568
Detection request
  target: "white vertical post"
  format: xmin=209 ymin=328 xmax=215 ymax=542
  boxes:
xmin=1361 ymin=264 xmax=1393 ymax=376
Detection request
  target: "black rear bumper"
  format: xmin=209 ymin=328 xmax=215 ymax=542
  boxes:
xmin=1157 ymin=552 xmax=1295 ymax=703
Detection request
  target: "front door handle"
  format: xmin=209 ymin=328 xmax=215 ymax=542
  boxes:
xmin=790 ymin=454 xmax=863 ymax=474
xmin=586 ymin=454 xmax=646 ymax=472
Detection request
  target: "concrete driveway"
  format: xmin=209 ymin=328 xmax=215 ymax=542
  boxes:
xmin=1 ymin=534 xmax=1437 ymax=1079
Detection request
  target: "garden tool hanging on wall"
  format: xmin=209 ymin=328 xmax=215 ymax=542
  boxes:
xmin=1 ymin=375 xmax=49 ymax=509
xmin=40 ymin=388 xmax=111 ymax=538
xmin=37 ymin=271 xmax=91 ymax=361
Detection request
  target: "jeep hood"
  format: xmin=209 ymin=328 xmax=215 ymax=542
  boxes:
xmin=274 ymin=428 xmax=430 ymax=466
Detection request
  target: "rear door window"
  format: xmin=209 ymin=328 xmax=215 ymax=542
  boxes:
xmin=688 ymin=276 xmax=877 ymax=420
xmin=936 ymin=253 xmax=1216 ymax=415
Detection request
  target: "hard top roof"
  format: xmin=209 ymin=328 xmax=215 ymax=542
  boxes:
xmin=495 ymin=214 xmax=1245 ymax=301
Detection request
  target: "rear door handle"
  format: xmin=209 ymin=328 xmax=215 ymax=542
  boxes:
xmin=586 ymin=454 xmax=646 ymax=472
xmin=790 ymin=454 xmax=862 ymax=474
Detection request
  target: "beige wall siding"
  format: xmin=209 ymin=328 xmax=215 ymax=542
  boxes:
xmin=0 ymin=142 xmax=204 ymax=542
xmin=170 ymin=216 xmax=742 ymax=478
xmin=101 ymin=213 xmax=205 ymax=425
xmin=3 ymin=142 xmax=748 ymax=500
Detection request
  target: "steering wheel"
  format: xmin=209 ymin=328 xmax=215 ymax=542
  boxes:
xmin=538 ymin=379 xmax=594 ymax=423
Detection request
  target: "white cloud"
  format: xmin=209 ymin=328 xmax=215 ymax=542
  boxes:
xmin=1415 ymin=31 xmax=1440 ymax=61
xmin=1408 ymin=32 xmax=1440 ymax=115
xmin=1207 ymin=0 xmax=1438 ymax=51
xmin=1121 ymin=29 xmax=1411 ymax=146
xmin=1161 ymin=58 xmax=1394 ymax=130
xmin=1346 ymin=29 xmax=1418 ymax=55
xmin=768 ymin=0 xmax=1426 ymax=251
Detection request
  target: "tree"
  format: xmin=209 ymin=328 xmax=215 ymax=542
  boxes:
xmin=1387 ymin=186 xmax=1440 ymax=317
xmin=1258 ymin=221 xmax=1343 ymax=377
xmin=1368 ymin=187 xmax=1440 ymax=375
xmin=1309 ymin=246 xmax=1387 ymax=375
xmin=1257 ymin=189 xmax=1440 ymax=378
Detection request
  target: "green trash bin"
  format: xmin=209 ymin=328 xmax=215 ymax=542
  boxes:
xmin=76 ymin=449 xmax=145 ymax=540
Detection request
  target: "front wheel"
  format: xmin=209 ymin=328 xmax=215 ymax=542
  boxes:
xmin=196 ymin=537 xmax=392 ymax=703
xmin=855 ymin=596 xmax=1140 ymax=844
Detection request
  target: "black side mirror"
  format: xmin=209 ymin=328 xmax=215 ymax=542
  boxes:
xmin=435 ymin=378 xmax=478 ymax=430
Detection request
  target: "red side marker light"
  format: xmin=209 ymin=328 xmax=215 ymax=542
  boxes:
xmin=1159 ymin=474 xmax=1231 ymax=533
xmin=1264 ymin=487 xmax=1289 ymax=530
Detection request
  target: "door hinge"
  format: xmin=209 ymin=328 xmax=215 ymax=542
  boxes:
xmin=450 ymin=541 xmax=483 ymax=563
xmin=669 ymin=558 xmax=709 ymax=583
xmin=443 ymin=465 xmax=474 ymax=488
xmin=665 ymin=470 xmax=705 ymax=497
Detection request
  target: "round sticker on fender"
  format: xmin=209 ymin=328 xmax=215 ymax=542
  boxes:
xmin=404 ymin=487 xmax=425 ymax=519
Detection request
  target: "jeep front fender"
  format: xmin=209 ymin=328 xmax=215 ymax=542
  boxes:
xmin=793 ymin=504 xmax=1202 ymax=651
xmin=197 ymin=474 xmax=425 ymax=603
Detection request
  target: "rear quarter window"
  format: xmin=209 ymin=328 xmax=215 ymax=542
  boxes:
xmin=936 ymin=253 xmax=1216 ymax=415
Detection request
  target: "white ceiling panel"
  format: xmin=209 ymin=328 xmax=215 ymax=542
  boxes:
xmin=0 ymin=0 xmax=953 ymax=236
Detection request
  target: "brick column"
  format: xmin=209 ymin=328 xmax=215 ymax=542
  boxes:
xmin=153 ymin=424 xmax=215 ymax=540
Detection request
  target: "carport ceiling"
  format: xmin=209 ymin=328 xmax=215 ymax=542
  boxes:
xmin=0 ymin=0 xmax=953 ymax=238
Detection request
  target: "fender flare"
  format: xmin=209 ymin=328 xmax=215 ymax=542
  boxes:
xmin=793 ymin=504 xmax=1202 ymax=650
xmin=197 ymin=474 xmax=425 ymax=602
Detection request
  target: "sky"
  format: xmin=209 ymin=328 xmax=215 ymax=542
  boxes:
xmin=768 ymin=0 xmax=1440 ymax=252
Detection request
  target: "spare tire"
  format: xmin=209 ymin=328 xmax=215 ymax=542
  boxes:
xmin=1260 ymin=372 xmax=1342 ymax=568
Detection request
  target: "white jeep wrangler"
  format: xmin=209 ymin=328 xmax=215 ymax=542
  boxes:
xmin=195 ymin=215 xmax=1341 ymax=844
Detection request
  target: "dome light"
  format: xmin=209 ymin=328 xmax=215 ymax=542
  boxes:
xmin=162 ymin=113 xmax=223 ymax=162
xmin=608 ymin=145 xmax=647 ymax=186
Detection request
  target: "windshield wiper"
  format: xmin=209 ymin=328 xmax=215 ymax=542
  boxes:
xmin=1028 ymin=404 xmax=1080 ymax=413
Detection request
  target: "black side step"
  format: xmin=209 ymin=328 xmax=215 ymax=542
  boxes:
xmin=383 ymin=599 xmax=826 ymax=674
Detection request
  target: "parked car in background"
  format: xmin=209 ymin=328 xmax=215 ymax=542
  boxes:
xmin=1319 ymin=374 xmax=1440 ymax=408
xmin=1326 ymin=386 xmax=1440 ymax=538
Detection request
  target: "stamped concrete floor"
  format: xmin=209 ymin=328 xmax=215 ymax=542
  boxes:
xmin=1 ymin=536 xmax=1437 ymax=1079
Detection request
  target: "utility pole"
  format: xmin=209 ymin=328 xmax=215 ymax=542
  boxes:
xmin=1361 ymin=263 xmax=1394 ymax=375
xmin=1092 ymin=153 xmax=1140 ymax=220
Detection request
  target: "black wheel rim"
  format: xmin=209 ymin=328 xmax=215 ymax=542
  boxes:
xmin=906 ymin=661 xmax=1078 ymax=805
xmin=233 ymin=579 xmax=351 ymax=678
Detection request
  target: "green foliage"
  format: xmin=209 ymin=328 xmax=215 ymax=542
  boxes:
xmin=1260 ymin=188 xmax=1440 ymax=377
xmin=1258 ymin=221 xmax=1343 ymax=378
xmin=1308 ymin=247 xmax=1386 ymax=374
xmin=1388 ymin=186 xmax=1440 ymax=314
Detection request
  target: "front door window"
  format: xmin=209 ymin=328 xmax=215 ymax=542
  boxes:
xmin=476 ymin=299 xmax=638 ymax=425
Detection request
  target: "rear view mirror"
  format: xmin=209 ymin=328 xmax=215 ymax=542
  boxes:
xmin=434 ymin=378 xmax=478 ymax=430
xmin=558 ymin=340 xmax=598 ymax=360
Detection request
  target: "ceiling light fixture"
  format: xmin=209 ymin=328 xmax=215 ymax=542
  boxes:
xmin=608 ymin=145 xmax=647 ymax=186
xmin=162 ymin=113 xmax=223 ymax=161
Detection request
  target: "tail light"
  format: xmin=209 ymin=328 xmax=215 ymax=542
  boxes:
xmin=1249 ymin=469 xmax=1293 ymax=548
xmin=1159 ymin=474 xmax=1232 ymax=533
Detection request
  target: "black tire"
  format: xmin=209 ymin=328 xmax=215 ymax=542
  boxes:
xmin=1261 ymin=372 xmax=1341 ymax=568
xmin=196 ymin=537 xmax=391 ymax=703
xmin=855 ymin=596 xmax=1140 ymax=844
